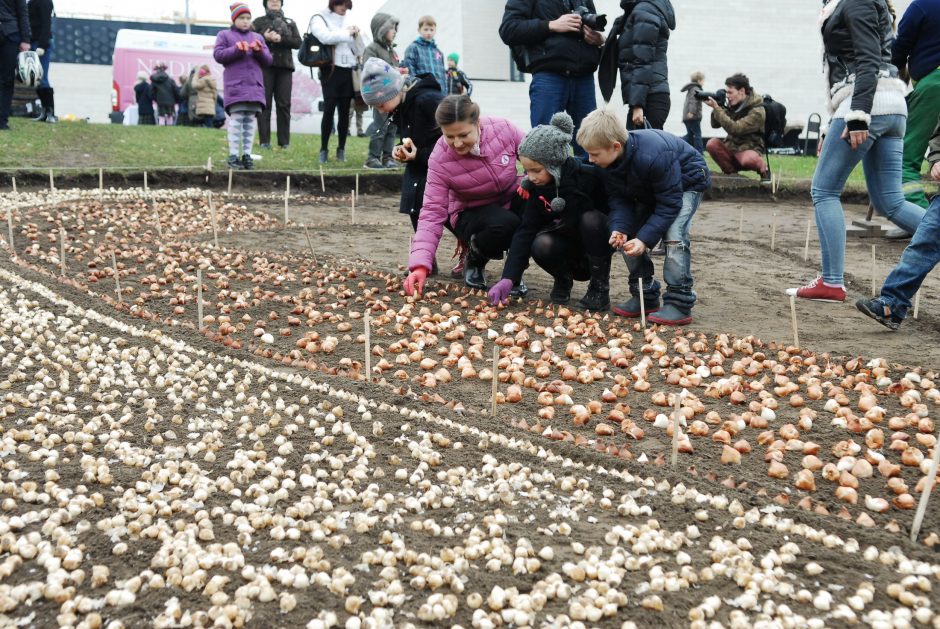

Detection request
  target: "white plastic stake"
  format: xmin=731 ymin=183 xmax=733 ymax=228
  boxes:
xmin=196 ymin=268 xmax=204 ymax=330
xmin=639 ymin=280 xmax=646 ymax=328
xmin=303 ymin=225 xmax=318 ymax=266
xmin=284 ymin=176 xmax=291 ymax=225
xmin=355 ymin=173 xmax=360 ymax=200
xmin=671 ymin=390 xmax=684 ymax=467
xmin=143 ymin=170 xmax=148 ymax=192
xmin=227 ymin=168 xmax=233 ymax=195
xmin=10 ymin=176 xmax=16 ymax=193
xmin=111 ymin=251 xmax=122 ymax=303
xmin=871 ymin=245 xmax=877 ymax=297
xmin=206 ymin=156 xmax=213 ymax=171
xmin=319 ymin=165 xmax=325 ymax=192
xmin=364 ymin=310 xmax=371 ymax=380
xmin=351 ymin=190 xmax=356 ymax=224
xmin=48 ymin=169 xmax=54 ymax=191
xmin=914 ymin=290 xmax=921 ymax=320
xmin=803 ymin=219 xmax=811 ymax=262
xmin=491 ymin=344 xmax=499 ymax=417
xmin=790 ymin=294 xmax=799 ymax=347
xmin=770 ymin=212 xmax=778 ymax=252
xmin=209 ymin=192 xmax=218 ymax=247
xmin=910 ymin=428 xmax=940 ymax=543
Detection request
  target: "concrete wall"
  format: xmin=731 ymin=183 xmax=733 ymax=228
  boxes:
xmin=52 ymin=63 xmax=114 ymax=123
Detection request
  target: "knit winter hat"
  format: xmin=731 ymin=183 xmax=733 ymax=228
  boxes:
xmin=447 ymin=52 xmax=459 ymax=65
xmin=230 ymin=2 xmax=251 ymax=21
xmin=136 ymin=71 xmax=149 ymax=83
xmin=360 ymin=57 xmax=404 ymax=106
xmin=519 ymin=112 xmax=574 ymax=212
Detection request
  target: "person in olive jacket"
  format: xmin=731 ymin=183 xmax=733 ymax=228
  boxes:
xmin=252 ymin=0 xmax=301 ymax=149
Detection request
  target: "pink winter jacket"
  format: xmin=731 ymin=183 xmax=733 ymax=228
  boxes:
xmin=408 ymin=116 xmax=525 ymax=272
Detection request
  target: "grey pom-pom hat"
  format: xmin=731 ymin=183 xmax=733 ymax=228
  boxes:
xmin=519 ymin=112 xmax=574 ymax=212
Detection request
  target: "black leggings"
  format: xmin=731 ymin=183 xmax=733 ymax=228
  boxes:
xmin=454 ymin=204 xmax=521 ymax=260
xmin=321 ymin=96 xmax=351 ymax=152
xmin=530 ymin=211 xmax=611 ymax=277
xmin=627 ymin=92 xmax=671 ymax=131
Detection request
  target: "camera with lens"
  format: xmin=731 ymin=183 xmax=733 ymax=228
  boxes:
xmin=572 ymin=5 xmax=608 ymax=32
xmin=694 ymin=89 xmax=726 ymax=106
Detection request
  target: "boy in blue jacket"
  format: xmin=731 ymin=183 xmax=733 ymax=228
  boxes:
xmin=577 ymin=108 xmax=711 ymax=325
xmin=402 ymin=15 xmax=446 ymax=96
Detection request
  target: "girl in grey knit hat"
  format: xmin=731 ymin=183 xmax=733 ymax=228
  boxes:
xmin=488 ymin=112 xmax=614 ymax=309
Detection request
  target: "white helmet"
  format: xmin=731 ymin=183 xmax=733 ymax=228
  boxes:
xmin=16 ymin=51 xmax=43 ymax=88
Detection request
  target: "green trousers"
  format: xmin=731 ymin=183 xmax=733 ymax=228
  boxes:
xmin=902 ymin=68 xmax=940 ymax=208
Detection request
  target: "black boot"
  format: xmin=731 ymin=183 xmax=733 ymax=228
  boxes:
xmin=577 ymin=255 xmax=611 ymax=311
xmin=550 ymin=274 xmax=573 ymax=304
xmin=463 ymin=237 xmax=487 ymax=290
xmin=32 ymin=87 xmax=48 ymax=122
xmin=42 ymin=88 xmax=56 ymax=123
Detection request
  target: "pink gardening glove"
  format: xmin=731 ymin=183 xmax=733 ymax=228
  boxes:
xmin=488 ymin=279 xmax=514 ymax=306
xmin=404 ymin=267 xmax=428 ymax=297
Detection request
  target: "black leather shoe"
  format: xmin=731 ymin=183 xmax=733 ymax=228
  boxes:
xmin=550 ymin=275 xmax=573 ymax=304
xmin=510 ymin=279 xmax=528 ymax=298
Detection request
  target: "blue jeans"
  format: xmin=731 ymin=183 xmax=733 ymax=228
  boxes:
xmin=529 ymin=72 xmax=596 ymax=158
xmin=622 ymin=190 xmax=703 ymax=312
xmin=682 ymin=120 xmax=703 ymax=153
xmin=811 ymin=115 xmax=926 ymax=285
xmin=878 ymin=193 xmax=940 ymax=318
xmin=30 ymin=39 xmax=51 ymax=88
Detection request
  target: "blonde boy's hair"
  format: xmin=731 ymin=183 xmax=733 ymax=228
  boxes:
xmin=418 ymin=15 xmax=436 ymax=28
xmin=690 ymin=70 xmax=704 ymax=83
xmin=576 ymin=108 xmax=628 ymax=149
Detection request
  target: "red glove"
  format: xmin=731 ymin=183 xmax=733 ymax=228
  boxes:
xmin=516 ymin=185 xmax=530 ymax=200
xmin=236 ymin=41 xmax=249 ymax=52
xmin=250 ymin=39 xmax=263 ymax=52
xmin=404 ymin=267 xmax=428 ymax=297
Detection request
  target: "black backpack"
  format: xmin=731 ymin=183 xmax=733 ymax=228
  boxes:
xmin=763 ymin=94 xmax=787 ymax=148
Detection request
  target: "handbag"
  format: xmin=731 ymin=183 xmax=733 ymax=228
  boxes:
xmin=298 ymin=15 xmax=334 ymax=68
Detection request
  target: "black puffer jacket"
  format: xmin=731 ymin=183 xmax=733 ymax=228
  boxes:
xmin=252 ymin=10 xmax=301 ymax=71
xmin=821 ymin=0 xmax=898 ymax=128
xmin=501 ymin=157 xmax=607 ymax=284
xmin=0 ymin=0 xmax=29 ymax=41
xmin=392 ymin=75 xmax=445 ymax=215
xmin=499 ymin=0 xmax=602 ymax=77
xmin=27 ymin=0 xmax=51 ymax=49
xmin=599 ymin=0 xmax=674 ymax=106
xmin=150 ymin=71 xmax=179 ymax=107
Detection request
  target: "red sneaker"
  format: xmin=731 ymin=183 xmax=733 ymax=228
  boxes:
xmin=786 ymin=277 xmax=846 ymax=302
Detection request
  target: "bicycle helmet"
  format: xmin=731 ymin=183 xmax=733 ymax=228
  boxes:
xmin=16 ymin=51 xmax=43 ymax=88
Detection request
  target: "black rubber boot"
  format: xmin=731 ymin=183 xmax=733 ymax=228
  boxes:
xmin=463 ymin=238 xmax=487 ymax=290
xmin=549 ymin=274 xmax=573 ymax=304
xmin=42 ymin=88 xmax=56 ymax=123
xmin=577 ymin=255 xmax=611 ymax=311
xmin=510 ymin=278 xmax=528 ymax=298
xmin=32 ymin=87 xmax=48 ymax=122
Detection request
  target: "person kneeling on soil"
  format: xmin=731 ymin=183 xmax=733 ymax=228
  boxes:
xmin=856 ymin=114 xmax=940 ymax=330
xmin=577 ymin=107 xmax=710 ymax=326
xmin=704 ymin=73 xmax=771 ymax=185
xmin=488 ymin=112 xmax=612 ymax=310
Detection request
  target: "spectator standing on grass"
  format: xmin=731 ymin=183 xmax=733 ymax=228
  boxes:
xmin=789 ymin=0 xmax=925 ymax=303
xmin=362 ymin=12 xmax=401 ymax=170
xmin=499 ymin=0 xmax=604 ymax=158
xmin=177 ymin=73 xmax=192 ymax=125
xmin=704 ymin=73 xmax=770 ymax=184
xmin=857 ymin=114 xmax=940 ymax=330
xmin=892 ymin=0 xmax=940 ymax=210
xmin=680 ymin=71 xmax=704 ymax=153
xmin=403 ymin=95 xmax=530 ymax=298
xmin=349 ymin=70 xmax=368 ymax=138
xmin=134 ymin=71 xmax=155 ymax=125
xmin=599 ymin=0 xmax=675 ymax=130
xmin=214 ymin=2 xmax=273 ymax=171
xmin=308 ymin=0 xmax=365 ymax=164
xmin=0 ymin=0 xmax=30 ymax=131
xmin=191 ymin=65 xmax=218 ymax=128
xmin=445 ymin=53 xmax=472 ymax=95
xmin=27 ymin=0 xmax=54 ymax=123
xmin=252 ymin=0 xmax=301 ymax=150
xmin=402 ymin=15 xmax=447 ymax=97
xmin=150 ymin=62 xmax=179 ymax=126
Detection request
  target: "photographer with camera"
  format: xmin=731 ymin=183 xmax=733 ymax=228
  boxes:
xmin=703 ymin=73 xmax=771 ymax=184
xmin=499 ymin=0 xmax=606 ymax=158
xmin=598 ymin=0 xmax=675 ymax=131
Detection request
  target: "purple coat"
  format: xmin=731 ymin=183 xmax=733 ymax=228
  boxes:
xmin=213 ymin=26 xmax=273 ymax=111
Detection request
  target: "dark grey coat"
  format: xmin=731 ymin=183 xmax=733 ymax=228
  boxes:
xmin=599 ymin=0 xmax=675 ymax=106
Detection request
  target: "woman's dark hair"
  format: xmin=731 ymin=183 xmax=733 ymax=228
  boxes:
xmin=328 ymin=0 xmax=352 ymax=11
xmin=724 ymin=73 xmax=752 ymax=95
xmin=435 ymin=95 xmax=480 ymax=127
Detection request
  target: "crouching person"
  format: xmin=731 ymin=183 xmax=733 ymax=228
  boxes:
xmin=488 ymin=112 xmax=611 ymax=309
xmin=577 ymin=108 xmax=711 ymax=326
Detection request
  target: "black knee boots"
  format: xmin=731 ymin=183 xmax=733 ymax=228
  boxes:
xmin=577 ymin=255 xmax=611 ymax=311
xmin=33 ymin=87 xmax=56 ymax=123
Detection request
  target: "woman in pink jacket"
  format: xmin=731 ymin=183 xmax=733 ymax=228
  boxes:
xmin=404 ymin=95 xmax=527 ymax=297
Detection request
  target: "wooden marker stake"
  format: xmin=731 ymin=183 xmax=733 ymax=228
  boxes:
xmin=98 ymin=169 xmax=103 ymax=194
xmin=790 ymin=294 xmax=799 ymax=347
xmin=152 ymin=196 xmax=163 ymax=238
xmin=803 ymin=219 xmax=811 ymax=262
xmin=303 ymin=225 xmax=318 ymax=266
xmin=871 ymin=245 xmax=877 ymax=297
xmin=355 ymin=173 xmax=360 ymax=200
xmin=364 ymin=310 xmax=371 ymax=380
xmin=5 ymin=206 xmax=13 ymax=252
xmin=351 ymin=190 xmax=356 ymax=224
xmin=910 ymin=427 xmax=940 ymax=543
xmin=59 ymin=221 xmax=66 ymax=276
xmin=206 ymin=156 xmax=213 ymax=171
xmin=209 ymin=192 xmax=219 ymax=247
xmin=671 ymin=390 xmax=684 ymax=467
xmin=639 ymin=279 xmax=647 ymax=328
xmin=284 ymin=176 xmax=291 ymax=226
xmin=196 ymin=268 xmax=204 ymax=330
xmin=227 ymin=169 xmax=233 ymax=195
xmin=319 ymin=165 xmax=325 ymax=192
xmin=738 ymin=207 xmax=744 ymax=242
xmin=914 ymin=290 xmax=922 ymax=320
xmin=143 ymin=171 xmax=148 ymax=192
xmin=111 ymin=251 xmax=122 ymax=303
xmin=770 ymin=212 xmax=778 ymax=252
xmin=48 ymin=169 xmax=54 ymax=191
xmin=11 ymin=176 xmax=16 ymax=193
xmin=491 ymin=344 xmax=499 ymax=417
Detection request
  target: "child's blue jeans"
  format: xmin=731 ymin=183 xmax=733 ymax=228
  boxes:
xmin=877 ymin=192 xmax=940 ymax=319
